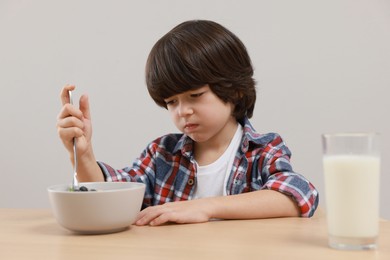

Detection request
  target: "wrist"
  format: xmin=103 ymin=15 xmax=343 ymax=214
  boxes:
xmin=73 ymin=149 xmax=103 ymax=182
xmin=204 ymin=196 xmax=222 ymax=220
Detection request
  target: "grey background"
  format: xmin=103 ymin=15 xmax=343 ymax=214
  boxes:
xmin=1 ymin=0 xmax=389 ymax=219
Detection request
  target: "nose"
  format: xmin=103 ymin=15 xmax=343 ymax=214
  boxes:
xmin=177 ymin=101 xmax=193 ymax=117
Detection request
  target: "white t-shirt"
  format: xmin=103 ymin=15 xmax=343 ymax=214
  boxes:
xmin=193 ymin=123 xmax=243 ymax=199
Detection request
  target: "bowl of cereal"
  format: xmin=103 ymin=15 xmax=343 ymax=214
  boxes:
xmin=48 ymin=182 xmax=145 ymax=234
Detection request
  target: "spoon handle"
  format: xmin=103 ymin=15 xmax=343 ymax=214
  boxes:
xmin=68 ymin=90 xmax=78 ymax=190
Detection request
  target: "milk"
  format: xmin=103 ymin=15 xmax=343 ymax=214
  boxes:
xmin=323 ymin=155 xmax=380 ymax=238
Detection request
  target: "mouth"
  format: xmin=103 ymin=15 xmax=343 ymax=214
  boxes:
xmin=184 ymin=123 xmax=198 ymax=131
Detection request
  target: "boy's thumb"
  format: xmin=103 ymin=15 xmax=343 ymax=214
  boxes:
xmin=79 ymin=94 xmax=91 ymax=120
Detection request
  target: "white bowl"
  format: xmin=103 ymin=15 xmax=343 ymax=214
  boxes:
xmin=48 ymin=182 xmax=145 ymax=234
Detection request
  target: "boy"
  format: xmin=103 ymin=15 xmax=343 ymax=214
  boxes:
xmin=57 ymin=20 xmax=318 ymax=226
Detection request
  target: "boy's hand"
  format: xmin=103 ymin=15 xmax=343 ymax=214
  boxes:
xmin=57 ymin=84 xmax=93 ymax=164
xmin=135 ymin=199 xmax=213 ymax=226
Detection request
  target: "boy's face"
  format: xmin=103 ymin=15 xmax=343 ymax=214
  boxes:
xmin=164 ymin=85 xmax=237 ymax=145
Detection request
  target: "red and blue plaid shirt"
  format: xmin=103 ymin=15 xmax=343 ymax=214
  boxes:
xmin=98 ymin=117 xmax=319 ymax=217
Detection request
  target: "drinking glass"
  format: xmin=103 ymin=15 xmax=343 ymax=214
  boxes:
xmin=322 ymin=133 xmax=381 ymax=250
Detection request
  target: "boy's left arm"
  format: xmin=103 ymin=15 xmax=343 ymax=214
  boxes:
xmin=134 ymin=189 xmax=301 ymax=226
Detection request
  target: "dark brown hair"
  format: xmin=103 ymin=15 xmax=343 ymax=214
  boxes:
xmin=145 ymin=20 xmax=256 ymax=120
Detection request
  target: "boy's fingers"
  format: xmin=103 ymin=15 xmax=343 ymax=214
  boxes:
xmin=60 ymin=84 xmax=76 ymax=106
xmin=79 ymin=94 xmax=91 ymax=120
xmin=135 ymin=206 xmax=161 ymax=226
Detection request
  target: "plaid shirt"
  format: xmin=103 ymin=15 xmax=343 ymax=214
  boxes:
xmin=98 ymin=117 xmax=319 ymax=217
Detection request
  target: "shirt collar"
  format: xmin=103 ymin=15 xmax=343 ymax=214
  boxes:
xmin=240 ymin=117 xmax=276 ymax=152
xmin=239 ymin=117 xmax=257 ymax=153
xmin=173 ymin=134 xmax=194 ymax=158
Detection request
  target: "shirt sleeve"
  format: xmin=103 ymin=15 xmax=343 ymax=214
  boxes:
xmin=260 ymin=135 xmax=319 ymax=217
xmin=96 ymin=143 xmax=157 ymax=208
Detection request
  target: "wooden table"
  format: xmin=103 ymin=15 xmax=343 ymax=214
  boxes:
xmin=0 ymin=208 xmax=389 ymax=260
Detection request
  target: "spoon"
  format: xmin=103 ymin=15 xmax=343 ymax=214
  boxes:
xmin=68 ymin=90 xmax=79 ymax=191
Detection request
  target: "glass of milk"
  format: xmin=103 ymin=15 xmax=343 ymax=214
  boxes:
xmin=322 ymin=133 xmax=380 ymax=250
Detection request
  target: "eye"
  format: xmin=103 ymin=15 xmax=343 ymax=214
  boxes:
xmin=190 ymin=92 xmax=204 ymax=98
xmin=164 ymin=99 xmax=176 ymax=106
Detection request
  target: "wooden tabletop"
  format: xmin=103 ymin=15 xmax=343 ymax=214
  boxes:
xmin=0 ymin=208 xmax=389 ymax=260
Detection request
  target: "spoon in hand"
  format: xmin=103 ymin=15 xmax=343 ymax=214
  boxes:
xmin=68 ymin=90 xmax=79 ymax=191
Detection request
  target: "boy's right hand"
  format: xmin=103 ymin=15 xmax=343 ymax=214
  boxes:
xmin=57 ymin=84 xmax=93 ymax=164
